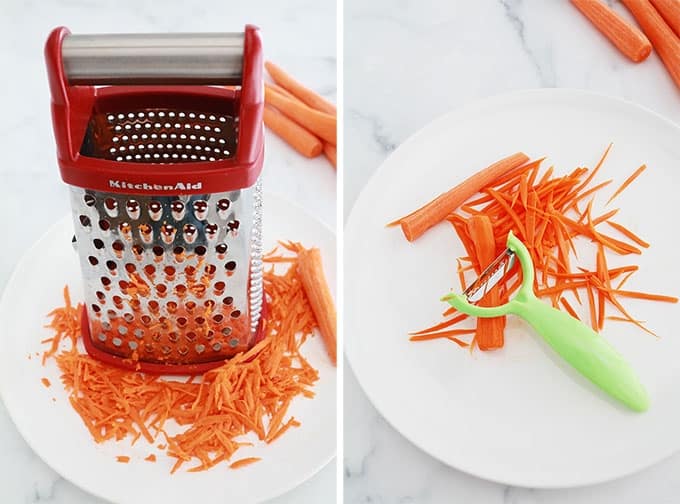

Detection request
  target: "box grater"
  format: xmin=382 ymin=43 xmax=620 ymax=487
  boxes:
xmin=45 ymin=26 xmax=266 ymax=374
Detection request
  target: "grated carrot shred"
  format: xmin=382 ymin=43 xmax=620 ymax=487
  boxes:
xmin=42 ymin=244 xmax=327 ymax=472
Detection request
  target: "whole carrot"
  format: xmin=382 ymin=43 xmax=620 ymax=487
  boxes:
xmin=263 ymin=105 xmax=323 ymax=158
xmin=265 ymin=87 xmax=337 ymax=145
xmin=392 ymin=152 xmax=530 ymax=242
xmin=649 ymin=0 xmax=680 ymax=37
xmin=622 ymin=0 xmax=680 ymax=89
xmin=571 ymin=0 xmax=652 ymax=62
xmin=265 ymin=61 xmax=337 ymax=115
xmin=323 ymin=143 xmax=337 ymax=168
xmin=297 ymin=248 xmax=337 ymax=365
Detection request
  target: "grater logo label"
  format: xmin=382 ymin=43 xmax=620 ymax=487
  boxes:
xmin=109 ymin=180 xmax=203 ymax=191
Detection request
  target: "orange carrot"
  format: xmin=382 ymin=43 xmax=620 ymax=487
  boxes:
xmin=265 ymin=61 xmax=337 ymax=115
xmin=323 ymin=143 xmax=337 ymax=168
xmin=393 ymin=152 xmax=530 ymax=241
xmin=145 ymin=454 xmax=157 ymax=462
xmin=607 ymin=164 xmax=646 ymax=204
xmin=265 ymin=82 xmax=298 ymax=101
xmin=116 ymin=456 xmax=130 ymax=463
xmin=297 ymin=248 xmax=337 ymax=365
xmin=571 ymin=0 xmax=652 ymax=62
xmin=650 ymin=0 xmax=680 ymax=37
xmin=467 ymin=215 xmax=505 ymax=350
xmin=263 ymin=106 xmax=323 ymax=158
xmin=560 ymin=298 xmax=580 ymax=320
xmin=229 ymin=457 xmax=261 ymax=469
xmin=265 ymin=87 xmax=336 ymax=145
xmin=622 ymin=0 xmax=680 ymax=89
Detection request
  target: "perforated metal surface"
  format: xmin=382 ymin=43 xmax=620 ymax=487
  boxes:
xmin=70 ymin=179 xmax=263 ymax=366
xmin=80 ymin=108 xmax=239 ymax=163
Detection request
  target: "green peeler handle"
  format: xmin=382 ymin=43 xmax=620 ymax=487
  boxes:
xmin=444 ymin=231 xmax=649 ymax=412
xmin=513 ymin=296 xmax=649 ymax=412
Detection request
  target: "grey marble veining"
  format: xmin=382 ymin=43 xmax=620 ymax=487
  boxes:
xmin=344 ymin=0 xmax=680 ymax=503
xmin=0 ymin=0 xmax=336 ymax=502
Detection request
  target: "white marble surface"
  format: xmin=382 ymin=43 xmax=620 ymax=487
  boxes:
xmin=0 ymin=0 xmax=336 ymax=502
xmin=344 ymin=1 xmax=680 ymax=503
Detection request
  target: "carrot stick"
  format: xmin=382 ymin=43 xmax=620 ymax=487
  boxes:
xmin=571 ymin=0 xmax=652 ymax=62
xmin=263 ymin=106 xmax=323 ymax=158
xmin=467 ymin=215 xmax=505 ymax=350
xmin=323 ymin=143 xmax=337 ymax=168
xmin=116 ymin=456 xmax=130 ymax=463
xmin=265 ymin=61 xmax=337 ymax=115
xmin=394 ymin=153 xmax=530 ymax=242
xmin=265 ymin=87 xmax=336 ymax=145
xmin=622 ymin=0 xmax=680 ymax=89
xmin=560 ymin=298 xmax=581 ymax=320
xmin=606 ymin=221 xmax=650 ymax=248
xmin=297 ymin=248 xmax=337 ymax=365
xmin=607 ymin=164 xmax=646 ymax=204
xmin=649 ymin=0 xmax=680 ymax=37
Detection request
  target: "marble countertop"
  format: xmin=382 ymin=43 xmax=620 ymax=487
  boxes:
xmin=0 ymin=0 xmax=336 ymax=502
xmin=344 ymin=0 xmax=680 ymax=503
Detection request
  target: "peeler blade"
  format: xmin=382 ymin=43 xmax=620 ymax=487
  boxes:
xmin=464 ymin=249 xmax=516 ymax=303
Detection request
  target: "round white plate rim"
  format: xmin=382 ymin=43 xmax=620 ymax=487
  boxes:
xmin=0 ymin=191 xmax=336 ymax=504
xmin=345 ymin=88 xmax=680 ymax=489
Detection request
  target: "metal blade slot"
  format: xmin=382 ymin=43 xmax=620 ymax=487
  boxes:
xmin=464 ymin=249 xmax=516 ymax=304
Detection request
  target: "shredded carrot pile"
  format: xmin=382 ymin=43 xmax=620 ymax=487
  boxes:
xmin=41 ymin=244 xmax=322 ymax=473
xmin=412 ymin=145 xmax=678 ymax=347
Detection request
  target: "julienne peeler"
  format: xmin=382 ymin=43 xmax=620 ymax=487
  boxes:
xmin=443 ymin=231 xmax=649 ymax=412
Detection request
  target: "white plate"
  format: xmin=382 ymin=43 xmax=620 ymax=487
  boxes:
xmin=0 ymin=192 xmax=336 ymax=504
xmin=345 ymin=89 xmax=680 ymax=488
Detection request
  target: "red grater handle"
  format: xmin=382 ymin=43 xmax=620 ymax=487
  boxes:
xmin=45 ymin=26 xmax=264 ymax=195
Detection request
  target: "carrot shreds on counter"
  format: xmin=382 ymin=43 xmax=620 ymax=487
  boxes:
xmin=406 ymin=146 xmax=677 ymax=349
xmin=41 ymin=244 xmax=330 ymax=473
xmin=229 ymin=457 xmax=262 ymax=469
xmin=41 ymin=378 xmax=51 ymax=388
xmin=145 ymin=454 xmax=157 ymax=462
xmin=116 ymin=456 xmax=130 ymax=463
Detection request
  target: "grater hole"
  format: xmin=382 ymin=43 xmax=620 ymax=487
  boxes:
xmin=166 ymin=301 xmax=178 ymax=313
xmin=148 ymin=300 xmax=160 ymax=313
xmin=102 ymin=321 xmax=112 ymax=330
xmin=204 ymin=299 xmax=216 ymax=310
xmin=125 ymin=263 xmax=136 ymax=273
xmin=186 ymin=331 xmax=197 ymax=342
xmin=229 ymin=338 xmax=239 ymax=348
xmin=112 ymin=295 xmax=123 ymax=306
xmin=126 ymin=200 xmax=140 ymax=219
xmin=79 ymin=215 xmax=91 ymax=228
xmin=118 ymin=326 xmax=128 ymax=335
xmin=139 ymin=224 xmax=153 ymax=243
xmin=118 ymin=280 xmax=129 ymax=292
xmin=104 ymin=198 xmax=118 ymax=217
xmin=204 ymin=264 xmax=217 ymax=276
xmin=177 ymin=317 xmax=187 ymax=328
xmin=204 ymin=223 xmax=219 ymax=240
xmin=193 ymin=200 xmax=208 ymax=220
xmin=214 ymin=281 xmax=225 ymax=293
xmin=217 ymin=198 xmax=230 ymax=214
xmin=227 ymin=220 xmax=240 ymax=232
xmin=222 ymin=296 xmax=233 ymax=306
xmin=95 ymin=291 xmax=105 ymax=301
xmin=195 ymin=245 xmax=207 ymax=256
xmin=149 ymin=201 xmax=162 ymax=220
xmin=212 ymin=314 xmax=224 ymax=323
xmin=101 ymin=276 xmax=111 ymax=287
xmin=98 ymin=219 xmax=110 ymax=232
xmin=168 ymin=332 xmax=180 ymax=343
xmin=112 ymin=240 xmax=125 ymax=258
xmin=178 ymin=346 xmax=188 ymax=356
xmin=91 ymin=304 xmax=101 ymax=313
xmin=106 ymin=260 xmax=117 ymax=272
xmin=225 ymin=261 xmax=237 ymax=271
xmin=128 ymin=341 xmax=138 ymax=350
xmin=132 ymin=244 xmax=144 ymax=260
xmin=161 ymin=224 xmax=176 ymax=244
xmin=119 ymin=222 xmax=132 ymax=240
xmin=141 ymin=315 xmax=152 ymax=326
xmin=164 ymin=265 xmax=176 ymax=279
xmin=123 ymin=312 xmax=134 ymax=323
xmin=185 ymin=301 xmax=197 ymax=313
xmin=84 ymin=194 xmax=96 ymax=207
xmin=205 ymin=329 xmax=215 ymax=340
xmin=112 ymin=337 xmax=122 ymax=347
xmin=221 ymin=327 xmax=232 ymax=336
xmin=98 ymin=333 xmax=106 ymax=342
xmin=144 ymin=264 xmax=156 ymax=277
xmin=152 ymin=245 xmax=164 ymax=260
xmin=134 ymin=328 xmax=144 ymax=339
xmin=156 ymin=284 xmax=167 ymax=297
xmin=88 ymin=256 xmax=99 ymax=266
xmin=173 ymin=246 xmax=186 ymax=262
xmin=212 ymin=343 xmax=222 ymax=352
xmin=107 ymin=309 xmax=117 ymax=319
xmin=195 ymin=316 xmax=206 ymax=325
xmin=175 ymin=284 xmax=187 ymax=298
xmin=231 ymin=310 xmax=241 ymax=318
xmin=129 ymin=299 xmax=141 ymax=311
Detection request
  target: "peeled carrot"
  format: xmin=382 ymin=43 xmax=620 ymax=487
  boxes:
xmin=263 ymin=105 xmax=323 ymax=158
xmin=392 ymin=152 xmax=530 ymax=242
xmin=323 ymin=143 xmax=337 ymax=168
xmin=622 ymin=0 xmax=680 ymax=89
xmin=265 ymin=61 xmax=337 ymax=115
xmin=265 ymin=87 xmax=336 ymax=145
xmin=297 ymin=248 xmax=337 ymax=365
xmin=467 ymin=215 xmax=505 ymax=350
xmin=649 ymin=0 xmax=680 ymax=37
xmin=571 ymin=0 xmax=652 ymax=62
xmin=265 ymin=82 xmax=298 ymax=101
